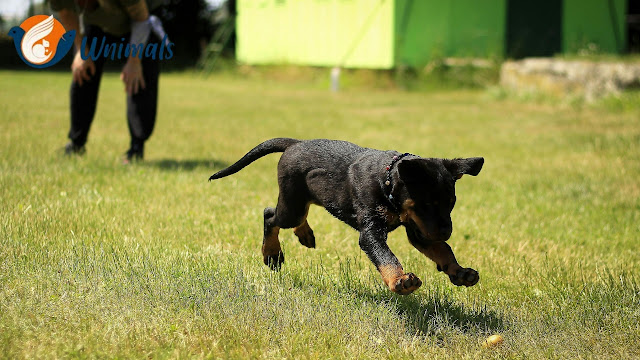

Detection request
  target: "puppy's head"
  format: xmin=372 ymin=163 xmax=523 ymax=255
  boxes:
xmin=397 ymin=157 xmax=483 ymax=242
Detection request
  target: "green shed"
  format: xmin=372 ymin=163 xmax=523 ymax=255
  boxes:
xmin=236 ymin=0 xmax=629 ymax=69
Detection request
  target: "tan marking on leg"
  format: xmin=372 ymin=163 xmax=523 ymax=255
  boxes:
xmin=293 ymin=220 xmax=311 ymax=239
xmin=417 ymin=241 xmax=461 ymax=276
xmin=378 ymin=264 xmax=422 ymax=295
xmin=262 ymin=226 xmax=281 ymax=257
xmin=293 ymin=220 xmax=315 ymax=248
xmin=378 ymin=263 xmax=405 ymax=289
xmin=415 ymin=241 xmax=478 ymax=287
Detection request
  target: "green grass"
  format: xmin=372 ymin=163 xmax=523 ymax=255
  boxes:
xmin=1 ymin=69 xmax=639 ymax=359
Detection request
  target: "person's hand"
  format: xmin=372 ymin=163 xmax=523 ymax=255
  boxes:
xmin=120 ymin=57 xmax=146 ymax=95
xmin=71 ymin=51 xmax=95 ymax=86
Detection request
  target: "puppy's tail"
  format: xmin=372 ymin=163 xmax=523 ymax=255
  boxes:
xmin=209 ymin=138 xmax=301 ymax=181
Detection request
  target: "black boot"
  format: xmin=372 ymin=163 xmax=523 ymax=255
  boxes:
xmin=123 ymin=141 xmax=144 ymax=164
xmin=64 ymin=141 xmax=86 ymax=156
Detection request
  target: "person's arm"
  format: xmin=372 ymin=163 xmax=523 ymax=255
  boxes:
xmin=56 ymin=7 xmax=96 ymax=86
xmin=125 ymin=1 xmax=150 ymax=23
xmin=120 ymin=0 xmax=150 ymax=95
xmin=57 ymin=8 xmax=83 ymax=53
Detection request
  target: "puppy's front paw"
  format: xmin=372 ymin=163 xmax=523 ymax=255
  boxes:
xmin=390 ymin=273 xmax=422 ymax=295
xmin=263 ymin=251 xmax=285 ymax=271
xmin=448 ymin=267 xmax=479 ymax=287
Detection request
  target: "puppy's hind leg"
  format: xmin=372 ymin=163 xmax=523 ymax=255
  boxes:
xmin=263 ymin=194 xmax=314 ymax=269
xmin=293 ymin=204 xmax=316 ymax=249
xmin=262 ymin=207 xmax=284 ymax=270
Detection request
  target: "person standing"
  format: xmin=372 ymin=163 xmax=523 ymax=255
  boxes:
xmin=50 ymin=0 xmax=167 ymax=163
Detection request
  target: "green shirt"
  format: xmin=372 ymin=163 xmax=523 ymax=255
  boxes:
xmin=50 ymin=0 xmax=163 ymax=36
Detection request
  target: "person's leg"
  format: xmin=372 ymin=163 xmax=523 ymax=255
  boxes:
xmin=124 ymin=36 xmax=160 ymax=161
xmin=66 ymin=25 xmax=107 ymax=154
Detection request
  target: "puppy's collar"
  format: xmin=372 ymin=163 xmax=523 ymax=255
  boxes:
xmin=384 ymin=152 xmax=412 ymax=212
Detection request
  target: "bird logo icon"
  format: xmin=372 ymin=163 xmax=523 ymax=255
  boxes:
xmin=8 ymin=15 xmax=76 ymax=69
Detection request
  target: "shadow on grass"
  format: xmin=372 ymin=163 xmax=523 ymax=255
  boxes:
xmin=339 ymin=285 xmax=505 ymax=337
xmin=144 ymin=158 xmax=228 ymax=172
xmin=376 ymin=289 xmax=504 ymax=336
xmin=284 ymin=263 xmax=504 ymax=336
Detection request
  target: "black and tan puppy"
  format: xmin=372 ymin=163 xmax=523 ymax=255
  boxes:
xmin=209 ymin=138 xmax=484 ymax=295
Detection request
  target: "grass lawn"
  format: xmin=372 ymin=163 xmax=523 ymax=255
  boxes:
xmin=1 ymin=69 xmax=639 ymax=359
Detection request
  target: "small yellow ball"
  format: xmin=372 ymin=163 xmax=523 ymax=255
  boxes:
xmin=483 ymin=334 xmax=504 ymax=348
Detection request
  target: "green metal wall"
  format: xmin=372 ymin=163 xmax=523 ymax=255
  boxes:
xmin=563 ymin=0 xmax=626 ymax=54
xmin=236 ymin=0 xmax=627 ymax=69
xmin=505 ymin=1 xmax=562 ymax=59
xmin=395 ymin=0 xmax=506 ymax=67
xmin=236 ymin=0 xmax=395 ymax=69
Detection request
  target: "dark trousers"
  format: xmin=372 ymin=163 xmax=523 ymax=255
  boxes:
xmin=68 ymin=25 xmax=160 ymax=148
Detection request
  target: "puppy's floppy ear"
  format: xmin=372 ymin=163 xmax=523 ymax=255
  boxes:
xmin=443 ymin=157 xmax=484 ymax=179
xmin=397 ymin=158 xmax=428 ymax=184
